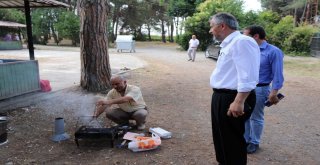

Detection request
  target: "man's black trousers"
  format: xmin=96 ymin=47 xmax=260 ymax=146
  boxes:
xmin=211 ymin=89 xmax=256 ymax=165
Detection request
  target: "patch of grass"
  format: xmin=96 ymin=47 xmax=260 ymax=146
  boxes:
xmin=284 ymin=56 xmax=320 ymax=78
xmin=285 ymin=51 xmax=310 ymax=57
xmin=150 ymin=35 xmax=162 ymax=41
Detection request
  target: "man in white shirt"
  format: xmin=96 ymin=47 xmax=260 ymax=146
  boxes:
xmin=187 ymin=34 xmax=200 ymax=62
xmin=209 ymin=13 xmax=260 ymax=165
xmin=94 ymin=75 xmax=148 ymax=130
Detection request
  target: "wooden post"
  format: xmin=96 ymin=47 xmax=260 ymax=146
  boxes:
xmin=24 ymin=0 xmax=35 ymax=60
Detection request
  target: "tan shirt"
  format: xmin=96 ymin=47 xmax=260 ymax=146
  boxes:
xmin=106 ymin=84 xmax=146 ymax=112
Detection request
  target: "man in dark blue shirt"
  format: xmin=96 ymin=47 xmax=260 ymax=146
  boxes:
xmin=243 ymin=25 xmax=284 ymax=154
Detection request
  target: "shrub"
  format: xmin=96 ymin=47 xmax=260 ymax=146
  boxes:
xmin=177 ymin=32 xmax=192 ymax=50
xmin=179 ymin=0 xmax=244 ymax=51
xmin=55 ymin=11 xmax=80 ymax=46
xmin=134 ymin=33 xmax=147 ymax=41
xmin=283 ymin=25 xmax=318 ymax=56
xmin=269 ymin=15 xmax=294 ymax=48
xmin=255 ymin=10 xmax=280 ymax=39
xmin=150 ymin=35 xmax=162 ymax=42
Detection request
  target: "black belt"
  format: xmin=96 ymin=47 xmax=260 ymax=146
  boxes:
xmin=256 ymin=83 xmax=270 ymax=87
xmin=213 ymin=88 xmax=237 ymax=94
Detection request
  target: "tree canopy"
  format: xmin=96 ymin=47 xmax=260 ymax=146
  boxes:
xmin=1 ymin=0 xmax=319 ymax=55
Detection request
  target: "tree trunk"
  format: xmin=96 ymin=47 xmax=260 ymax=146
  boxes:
xmin=79 ymin=0 xmax=111 ymax=92
xmin=111 ymin=6 xmax=120 ymax=43
xmin=161 ymin=20 xmax=166 ymax=43
xmin=114 ymin=16 xmax=119 ymax=40
xmin=50 ymin=24 xmax=59 ymax=45
xmin=167 ymin=23 xmax=171 ymax=42
xmin=111 ymin=17 xmax=116 ymax=43
xmin=300 ymin=1 xmax=308 ymax=23
xmin=294 ymin=7 xmax=298 ymax=27
xmin=179 ymin=17 xmax=184 ymax=36
xmin=170 ymin=19 xmax=174 ymax=43
xmin=175 ymin=17 xmax=179 ymax=41
xmin=147 ymin=24 xmax=151 ymax=41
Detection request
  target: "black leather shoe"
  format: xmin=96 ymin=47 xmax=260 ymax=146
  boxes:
xmin=247 ymin=143 xmax=259 ymax=154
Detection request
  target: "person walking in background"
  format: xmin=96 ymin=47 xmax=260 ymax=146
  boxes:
xmin=243 ymin=25 xmax=284 ymax=154
xmin=187 ymin=34 xmax=199 ymax=62
xmin=209 ymin=12 xmax=260 ymax=165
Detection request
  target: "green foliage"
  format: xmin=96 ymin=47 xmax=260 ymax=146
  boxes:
xmin=134 ymin=33 xmax=147 ymax=41
xmin=31 ymin=9 xmax=60 ymax=44
xmin=255 ymin=10 xmax=280 ymax=35
xmin=168 ymin=0 xmax=204 ymax=17
xmin=283 ymin=25 xmax=318 ymax=56
xmin=260 ymin=0 xmax=289 ymax=13
xmin=178 ymin=0 xmax=244 ymax=50
xmin=241 ymin=11 xmax=259 ymax=28
xmin=183 ymin=12 xmax=211 ymax=50
xmin=0 ymin=9 xmax=24 ymax=23
xmin=259 ymin=0 xmax=308 ymax=25
xmin=120 ymin=1 xmax=153 ymax=39
xmin=55 ymin=11 xmax=80 ymax=46
xmin=0 ymin=9 xmax=25 ymax=36
xmin=149 ymin=35 xmax=163 ymax=42
xmin=249 ymin=12 xmax=319 ymax=56
xmin=269 ymin=15 xmax=294 ymax=48
xmin=177 ymin=32 xmax=193 ymax=50
xmin=31 ymin=8 xmax=80 ymax=46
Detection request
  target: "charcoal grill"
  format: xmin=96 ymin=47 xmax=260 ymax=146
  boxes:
xmin=74 ymin=126 xmax=118 ymax=147
xmin=74 ymin=116 xmax=132 ymax=148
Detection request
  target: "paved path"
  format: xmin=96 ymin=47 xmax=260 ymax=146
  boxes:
xmin=0 ymin=45 xmax=146 ymax=91
xmin=0 ymin=44 xmax=147 ymax=111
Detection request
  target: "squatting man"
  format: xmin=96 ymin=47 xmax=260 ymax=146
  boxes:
xmin=93 ymin=75 xmax=148 ymax=130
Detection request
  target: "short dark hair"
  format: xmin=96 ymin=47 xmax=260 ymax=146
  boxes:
xmin=244 ymin=25 xmax=266 ymax=40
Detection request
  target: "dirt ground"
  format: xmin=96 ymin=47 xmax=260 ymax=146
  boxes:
xmin=1 ymin=42 xmax=320 ymax=165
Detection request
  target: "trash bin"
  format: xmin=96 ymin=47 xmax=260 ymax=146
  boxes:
xmin=115 ymin=35 xmax=136 ymax=53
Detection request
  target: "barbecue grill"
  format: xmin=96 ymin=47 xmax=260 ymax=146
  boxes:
xmin=74 ymin=116 xmax=131 ymax=148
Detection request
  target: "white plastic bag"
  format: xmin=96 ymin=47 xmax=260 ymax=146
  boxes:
xmin=128 ymin=133 xmax=161 ymax=152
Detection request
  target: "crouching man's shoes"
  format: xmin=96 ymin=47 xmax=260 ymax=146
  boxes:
xmin=247 ymin=143 xmax=259 ymax=154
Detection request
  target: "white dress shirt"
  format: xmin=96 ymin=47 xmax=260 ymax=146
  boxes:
xmin=189 ymin=39 xmax=199 ymax=48
xmin=210 ymin=31 xmax=260 ymax=92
